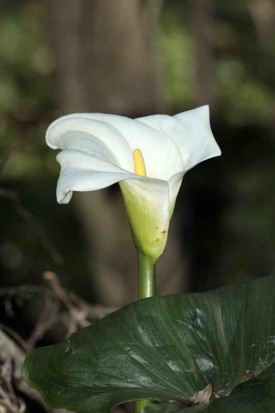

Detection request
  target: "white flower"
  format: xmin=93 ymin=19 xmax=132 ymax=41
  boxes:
xmin=46 ymin=105 xmax=221 ymax=262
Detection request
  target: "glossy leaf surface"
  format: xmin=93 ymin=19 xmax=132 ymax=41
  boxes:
xmin=23 ymin=275 xmax=275 ymax=413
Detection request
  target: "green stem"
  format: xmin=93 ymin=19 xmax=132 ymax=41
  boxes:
xmin=135 ymin=250 xmax=156 ymax=413
xmin=137 ymin=250 xmax=156 ymax=299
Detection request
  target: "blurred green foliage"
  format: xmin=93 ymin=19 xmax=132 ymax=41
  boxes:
xmin=0 ymin=1 xmax=92 ymax=298
xmin=162 ymin=0 xmax=275 ymax=124
xmin=0 ymin=1 xmax=54 ymax=176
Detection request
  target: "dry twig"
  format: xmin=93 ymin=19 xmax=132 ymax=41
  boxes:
xmin=0 ymin=275 xmax=118 ymax=413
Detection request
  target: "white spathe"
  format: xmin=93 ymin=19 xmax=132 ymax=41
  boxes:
xmin=46 ymin=105 xmax=221 ymax=261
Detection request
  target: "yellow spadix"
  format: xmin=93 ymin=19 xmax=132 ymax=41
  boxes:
xmin=133 ymin=149 xmax=147 ymax=177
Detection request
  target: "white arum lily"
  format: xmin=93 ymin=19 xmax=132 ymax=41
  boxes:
xmin=46 ymin=105 xmax=221 ymax=262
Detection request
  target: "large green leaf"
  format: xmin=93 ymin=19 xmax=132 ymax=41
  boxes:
xmin=23 ymin=275 xmax=275 ymax=413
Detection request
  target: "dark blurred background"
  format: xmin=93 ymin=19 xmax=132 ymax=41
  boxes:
xmin=1 ymin=0 xmax=275 ymax=307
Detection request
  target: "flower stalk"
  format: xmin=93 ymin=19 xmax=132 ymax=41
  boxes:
xmin=136 ymin=250 xmax=156 ymax=413
xmin=137 ymin=250 xmax=156 ymax=300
